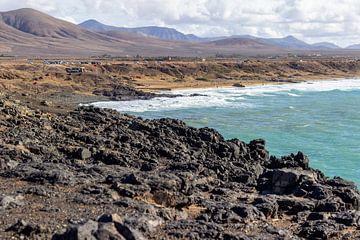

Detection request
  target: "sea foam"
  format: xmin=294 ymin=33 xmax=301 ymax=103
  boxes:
xmin=91 ymin=79 xmax=360 ymax=113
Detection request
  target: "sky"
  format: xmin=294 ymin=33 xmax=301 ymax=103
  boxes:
xmin=0 ymin=0 xmax=359 ymax=47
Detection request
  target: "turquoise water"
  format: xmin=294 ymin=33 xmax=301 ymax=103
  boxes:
xmin=93 ymin=79 xmax=360 ymax=185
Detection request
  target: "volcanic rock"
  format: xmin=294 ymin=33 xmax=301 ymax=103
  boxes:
xmin=0 ymin=97 xmax=359 ymax=239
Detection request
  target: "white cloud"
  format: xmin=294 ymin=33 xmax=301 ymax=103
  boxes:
xmin=1 ymin=0 xmax=360 ymax=46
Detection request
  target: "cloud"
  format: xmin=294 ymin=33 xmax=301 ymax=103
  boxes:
xmin=1 ymin=0 xmax=360 ymax=46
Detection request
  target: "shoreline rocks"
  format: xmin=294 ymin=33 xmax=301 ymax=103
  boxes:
xmin=0 ymin=97 xmax=359 ymax=239
xmin=92 ymin=85 xmax=181 ymax=101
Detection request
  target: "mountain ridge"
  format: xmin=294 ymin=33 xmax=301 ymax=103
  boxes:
xmin=79 ymin=19 xmax=203 ymax=42
xmin=79 ymin=19 xmax=348 ymax=50
xmin=346 ymin=44 xmax=360 ymax=50
xmin=311 ymin=42 xmax=341 ymax=49
xmin=0 ymin=8 xmax=357 ymax=56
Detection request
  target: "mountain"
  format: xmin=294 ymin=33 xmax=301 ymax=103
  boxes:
xmin=122 ymin=26 xmax=202 ymax=42
xmin=205 ymin=35 xmax=314 ymax=50
xmin=206 ymin=37 xmax=277 ymax=49
xmin=0 ymin=8 xmax=108 ymax=40
xmin=80 ymin=20 xmax=345 ymax=50
xmin=0 ymin=8 xmax=282 ymax=57
xmin=0 ymin=8 xmax=354 ymax=57
xmin=346 ymin=44 xmax=360 ymax=50
xmin=222 ymin=35 xmax=343 ymax=50
xmin=258 ymin=35 xmax=312 ymax=49
xmin=78 ymin=19 xmax=119 ymax=32
xmin=312 ymin=42 xmax=340 ymax=49
xmin=0 ymin=8 xmax=210 ymax=56
xmin=79 ymin=19 xmax=202 ymax=42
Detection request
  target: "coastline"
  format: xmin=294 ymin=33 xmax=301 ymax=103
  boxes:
xmin=11 ymin=74 xmax=356 ymax=116
xmin=90 ymin=77 xmax=360 ymax=110
xmin=88 ymin=77 xmax=360 ymax=116
xmin=2 ymin=58 xmax=360 ymax=113
xmin=91 ymin=78 xmax=360 ymax=185
xmin=1 ymin=95 xmax=360 ymax=239
xmin=101 ymin=80 xmax=360 ymax=186
xmin=139 ymin=75 xmax=360 ymax=93
xmin=1 ymin=59 xmax=360 ymax=239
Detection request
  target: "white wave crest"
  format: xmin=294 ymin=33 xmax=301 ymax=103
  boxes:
xmin=91 ymin=79 xmax=360 ymax=113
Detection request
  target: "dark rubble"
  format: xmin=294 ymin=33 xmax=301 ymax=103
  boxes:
xmin=92 ymin=85 xmax=181 ymax=101
xmin=0 ymin=97 xmax=359 ymax=240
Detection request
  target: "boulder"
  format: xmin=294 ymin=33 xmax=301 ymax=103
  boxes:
xmin=53 ymin=214 xmax=145 ymax=240
xmin=231 ymin=204 xmax=265 ymax=222
xmin=298 ymin=220 xmax=342 ymax=240
xmin=277 ymin=197 xmax=315 ymax=215
xmin=258 ymin=168 xmax=317 ymax=195
xmin=0 ymin=195 xmax=24 ymax=209
xmin=268 ymin=152 xmax=309 ymax=170
xmin=75 ymin=148 xmax=92 ymax=160
xmin=315 ymin=197 xmax=346 ymax=213
xmin=307 ymin=212 xmax=328 ymax=221
xmin=333 ymin=188 xmax=360 ymax=210
xmin=52 ymin=220 xmax=99 ymax=240
xmin=309 ymin=185 xmax=331 ymax=200
xmin=270 ymin=169 xmax=300 ymax=194
xmin=253 ymin=197 xmax=278 ymax=218
xmin=6 ymin=220 xmax=42 ymax=237
xmin=332 ymin=211 xmax=360 ymax=226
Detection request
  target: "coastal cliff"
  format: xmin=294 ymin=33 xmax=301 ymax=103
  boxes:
xmin=0 ymin=96 xmax=359 ymax=239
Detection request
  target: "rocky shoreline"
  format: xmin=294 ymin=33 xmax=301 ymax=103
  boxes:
xmin=0 ymin=93 xmax=359 ymax=240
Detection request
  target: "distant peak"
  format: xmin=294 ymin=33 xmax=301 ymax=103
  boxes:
xmin=81 ymin=19 xmax=101 ymax=24
xmin=12 ymin=7 xmax=36 ymax=11
xmin=79 ymin=19 xmax=108 ymax=28
xmin=4 ymin=8 xmax=41 ymax=14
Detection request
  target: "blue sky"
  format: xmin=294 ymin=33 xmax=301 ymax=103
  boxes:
xmin=1 ymin=0 xmax=359 ymax=47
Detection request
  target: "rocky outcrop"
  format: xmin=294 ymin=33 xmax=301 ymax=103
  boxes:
xmin=0 ymin=97 xmax=359 ymax=239
xmin=93 ymin=85 xmax=179 ymax=101
xmin=53 ymin=213 xmax=146 ymax=240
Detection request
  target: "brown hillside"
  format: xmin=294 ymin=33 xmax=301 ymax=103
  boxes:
xmin=208 ymin=38 xmax=277 ymax=49
xmin=0 ymin=8 xmax=98 ymax=40
xmin=0 ymin=8 xmax=358 ymax=57
xmin=0 ymin=18 xmax=37 ymax=43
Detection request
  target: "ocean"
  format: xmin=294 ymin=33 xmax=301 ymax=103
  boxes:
xmin=92 ymin=79 xmax=360 ymax=185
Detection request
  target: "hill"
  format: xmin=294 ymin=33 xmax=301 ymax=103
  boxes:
xmin=0 ymin=9 xmax=283 ymax=56
xmin=206 ymin=37 xmax=278 ymax=49
xmin=346 ymin=44 xmax=360 ymax=50
xmin=312 ymin=42 xmax=341 ymax=49
xmin=79 ymin=19 xmax=202 ymax=42
xmin=0 ymin=9 xmax=208 ymax=56
xmin=0 ymin=8 xmax=108 ymax=40
xmin=0 ymin=8 xmax=357 ymax=57
xmin=80 ymin=19 xmax=347 ymax=51
xmin=257 ymin=35 xmax=312 ymax=49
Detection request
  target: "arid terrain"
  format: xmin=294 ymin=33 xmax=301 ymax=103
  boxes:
xmin=2 ymin=57 xmax=360 ymax=111
xmin=0 ymin=57 xmax=360 ymax=239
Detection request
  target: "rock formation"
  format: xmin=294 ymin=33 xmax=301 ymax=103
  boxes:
xmin=0 ymin=97 xmax=359 ymax=239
